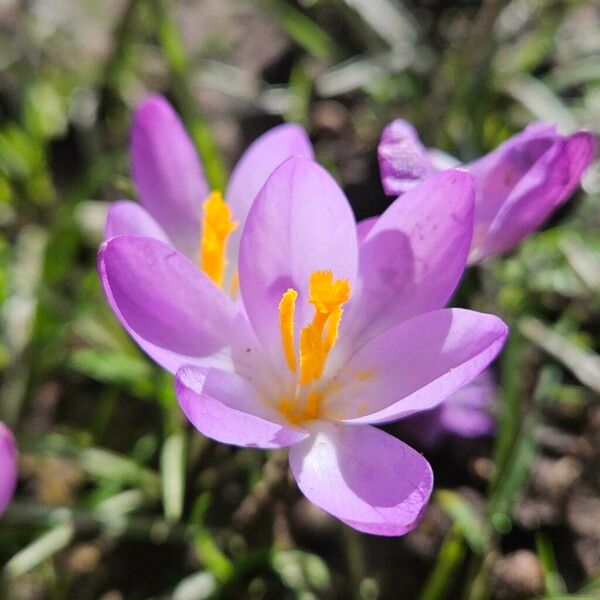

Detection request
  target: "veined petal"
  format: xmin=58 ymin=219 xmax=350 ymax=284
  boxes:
xmin=98 ymin=235 xmax=238 ymax=374
xmin=396 ymin=369 xmax=497 ymax=448
xmin=471 ymin=130 xmax=596 ymax=260
xmin=105 ymin=200 xmax=170 ymax=243
xmin=439 ymin=369 xmax=496 ymax=437
xmin=325 ymin=308 xmax=508 ymax=424
xmin=238 ymin=157 xmax=358 ymax=370
xmin=468 ymin=122 xmax=557 ymax=242
xmin=0 ymin=422 xmax=17 ymax=515
xmin=468 ymin=124 xmax=596 ymax=261
xmin=356 ymin=216 xmax=377 ymax=245
xmin=378 ymin=119 xmax=436 ymax=196
xmin=226 ymin=123 xmax=314 ymax=264
xmin=345 ymin=170 xmax=474 ymax=346
xmin=289 ymin=420 xmax=433 ymax=536
xmin=131 ymin=94 xmax=209 ymax=258
xmin=428 ymin=148 xmax=460 ymax=171
xmin=176 ymin=366 xmax=309 ymax=448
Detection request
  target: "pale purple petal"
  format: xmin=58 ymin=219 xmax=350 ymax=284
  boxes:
xmin=428 ymin=148 xmax=460 ymax=171
xmin=356 ymin=217 xmax=377 ymax=245
xmin=289 ymin=420 xmax=433 ymax=536
xmin=176 ymin=366 xmax=309 ymax=448
xmin=468 ymin=123 xmax=559 ymax=255
xmin=98 ymin=235 xmax=238 ymax=374
xmin=0 ymin=422 xmax=17 ymax=515
xmin=393 ymin=408 xmax=447 ymax=449
xmin=397 ymin=370 xmax=497 ymax=448
xmin=468 ymin=125 xmax=597 ymax=261
xmin=439 ymin=369 xmax=496 ymax=437
xmin=105 ymin=200 xmax=170 ymax=243
xmin=238 ymin=157 xmax=358 ymax=370
xmin=324 ymin=308 xmax=508 ymax=424
xmin=378 ymin=119 xmax=437 ymax=196
xmin=226 ymin=123 xmax=314 ymax=263
xmin=131 ymin=94 xmax=209 ymax=258
xmin=345 ymin=170 xmax=474 ymax=346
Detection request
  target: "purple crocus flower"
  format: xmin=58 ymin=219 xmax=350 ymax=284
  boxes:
xmin=378 ymin=120 xmax=597 ymax=262
xmin=105 ymin=94 xmax=314 ymax=292
xmin=0 ymin=422 xmax=17 ymax=515
xmin=99 ymin=154 xmax=508 ymax=536
xmin=396 ymin=371 xmax=497 ymax=449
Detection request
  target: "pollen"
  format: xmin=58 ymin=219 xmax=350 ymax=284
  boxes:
xmin=276 ymin=271 xmax=350 ymax=424
xmin=308 ymin=271 xmax=351 ymax=314
xmin=278 ymin=391 xmax=323 ymax=425
xmin=277 ymin=270 xmax=351 ymax=386
xmin=278 ymin=289 xmax=298 ymax=372
xmin=199 ymin=191 xmax=238 ymax=287
xmin=299 ymin=271 xmax=350 ymax=385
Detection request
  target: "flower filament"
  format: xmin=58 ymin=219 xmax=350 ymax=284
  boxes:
xmin=277 ymin=271 xmax=351 ymax=424
xmin=199 ymin=191 xmax=237 ymax=288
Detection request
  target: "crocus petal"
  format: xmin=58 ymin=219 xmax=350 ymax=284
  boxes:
xmin=378 ymin=119 xmax=437 ymax=196
xmin=439 ymin=369 xmax=496 ymax=437
xmin=0 ymin=422 xmax=17 ymax=515
xmin=98 ymin=235 xmax=238 ymax=374
xmin=105 ymin=200 xmax=170 ymax=243
xmin=393 ymin=407 xmax=447 ymax=449
xmin=238 ymin=157 xmax=358 ymax=369
xmin=397 ymin=370 xmax=497 ymax=448
xmin=356 ymin=216 xmax=377 ymax=245
xmin=226 ymin=123 xmax=314 ymax=263
xmin=428 ymin=148 xmax=460 ymax=171
xmin=324 ymin=308 xmax=508 ymax=424
xmin=468 ymin=123 xmax=559 ymax=257
xmin=131 ymin=94 xmax=209 ymax=258
xmin=176 ymin=366 xmax=309 ymax=448
xmin=289 ymin=420 xmax=433 ymax=536
xmin=345 ymin=170 xmax=474 ymax=345
xmin=469 ymin=125 xmax=597 ymax=261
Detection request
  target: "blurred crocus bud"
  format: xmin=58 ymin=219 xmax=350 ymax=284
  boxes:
xmin=378 ymin=119 xmax=596 ymax=262
xmin=0 ymin=422 xmax=17 ymax=515
xmin=378 ymin=120 xmax=437 ymax=195
xmin=466 ymin=123 xmax=596 ymax=262
xmin=396 ymin=371 xmax=497 ymax=450
xmin=378 ymin=120 xmax=460 ymax=195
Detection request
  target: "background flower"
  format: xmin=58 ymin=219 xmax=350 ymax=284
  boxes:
xmin=378 ymin=119 xmax=596 ymax=261
xmin=99 ymin=158 xmax=508 ymax=535
xmin=395 ymin=370 xmax=497 ymax=449
xmin=105 ymin=94 xmax=314 ymax=266
xmin=0 ymin=423 xmax=17 ymax=516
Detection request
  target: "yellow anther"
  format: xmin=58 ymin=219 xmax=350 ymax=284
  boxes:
xmin=229 ymin=272 xmax=239 ymax=297
xmin=299 ymin=271 xmax=350 ymax=386
xmin=278 ymin=391 xmax=323 ymax=425
xmin=278 ymin=289 xmax=298 ymax=373
xmin=308 ymin=271 xmax=351 ymax=314
xmin=299 ymin=322 xmax=325 ymax=385
xmin=199 ymin=191 xmax=238 ymax=287
xmin=304 ymin=391 xmax=322 ymax=420
xmin=276 ymin=270 xmax=351 ymax=424
xmin=323 ymin=307 xmax=343 ymax=354
xmin=278 ymin=397 xmax=297 ymax=423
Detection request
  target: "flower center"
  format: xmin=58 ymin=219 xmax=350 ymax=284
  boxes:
xmin=199 ymin=191 xmax=238 ymax=288
xmin=277 ymin=270 xmax=351 ymax=424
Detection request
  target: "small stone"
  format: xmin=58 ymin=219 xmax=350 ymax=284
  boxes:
xmin=312 ymin=101 xmax=349 ymax=135
xmin=292 ymin=497 xmax=336 ymax=537
xmin=66 ymin=543 xmax=101 ymax=574
xmin=492 ymin=550 xmax=544 ymax=599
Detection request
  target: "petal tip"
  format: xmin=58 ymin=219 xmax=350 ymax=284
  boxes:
xmin=133 ymin=93 xmax=174 ymax=123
